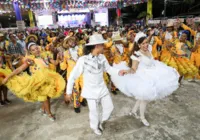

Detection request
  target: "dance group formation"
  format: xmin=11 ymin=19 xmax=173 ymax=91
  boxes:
xmin=0 ymin=19 xmax=200 ymax=135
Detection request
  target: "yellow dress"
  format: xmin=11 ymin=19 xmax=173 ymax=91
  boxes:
xmin=0 ymin=57 xmax=65 ymax=102
xmin=40 ymin=51 xmax=56 ymax=71
xmin=104 ymin=38 xmax=113 ymax=64
xmin=160 ymin=31 xmax=177 ymax=60
xmin=0 ymin=40 xmax=9 ymax=56
xmin=0 ymin=40 xmax=11 ymax=69
xmin=190 ymin=46 xmax=200 ymax=79
xmin=161 ymin=41 xmax=198 ymax=78
xmin=151 ymin=36 xmax=162 ymax=59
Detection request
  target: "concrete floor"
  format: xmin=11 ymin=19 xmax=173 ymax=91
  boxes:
xmin=0 ymin=80 xmax=200 ymax=140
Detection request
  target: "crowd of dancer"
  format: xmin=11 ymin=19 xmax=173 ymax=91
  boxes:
xmin=0 ymin=19 xmax=199 ymax=135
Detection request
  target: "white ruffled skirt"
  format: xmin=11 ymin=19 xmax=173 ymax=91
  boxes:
xmin=111 ymin=61 xmax=180 ymax=101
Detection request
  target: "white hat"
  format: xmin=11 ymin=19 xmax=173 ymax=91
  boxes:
xmin=166 ymin=22 xmax=174 ymax=27
xmin=147 ymin=28 xmax=152 ymax=31
xmin=134 ymin=32 xmax=147 ymax=43
xmin=27 ymin=42 xmax=36 ymax=50
xmin=102 ymin=31 xmax=107 ymax=34
xmin=112 ymin=31 xmax=122 ymax=41
xmin=0 ymin=33 xmax=4 ymax=37
xmin=85 ymin=34 xmax=107 ymax=46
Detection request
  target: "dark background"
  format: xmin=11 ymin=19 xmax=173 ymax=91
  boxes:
xmin=0 ymin=0 xmax=200 ymax=28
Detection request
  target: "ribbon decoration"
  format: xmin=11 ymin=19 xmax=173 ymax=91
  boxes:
xmin=0 ymin=0 xmax=148 ymax=13
xmin=13 ymin=1 xmax=22 ymax=20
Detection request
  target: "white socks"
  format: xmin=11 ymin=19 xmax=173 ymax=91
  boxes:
xmin=132 ymin=100 xmax=140 ymax=113
xmin=132 ymin=100 xmax=150 ymax=126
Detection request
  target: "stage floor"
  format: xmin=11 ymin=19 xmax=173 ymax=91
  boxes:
xmin=0 ymin=80 xmax=200 ymax=140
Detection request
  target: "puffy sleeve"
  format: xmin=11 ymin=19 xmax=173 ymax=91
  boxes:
xmin=148 ymin=45 xmax=152 ymax=52
xmin=104 ymin=40 xmax=113 ymax=49
xmin=181 ymin=23 xmax=196 ymax=36
xmin=130 ymin=55 xmax=140 ymax=62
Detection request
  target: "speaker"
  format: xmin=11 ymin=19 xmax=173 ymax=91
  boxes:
xmin=91 ymin=12 xmax=93 ymax=20
xmin=55 ymin=12 xmax=58 ymax=22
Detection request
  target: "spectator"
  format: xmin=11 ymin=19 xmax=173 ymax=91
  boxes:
xmin=7 ymin=34 xmax=25 ymax=56
xmin=17 ymin=32 xmax=26 ymax=49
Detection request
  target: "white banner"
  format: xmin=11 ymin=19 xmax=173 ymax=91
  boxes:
xmin=161 ymin=20 xmax=168 ymax=25
xmin=16 ymin=20 xmax=25 ymax=30
xmin=194 ymin=17 xmax=200 ymax=23
xmin=168 ymin=18 xmax=184 ymax=23
xmin=148 ymin=20 xmax=160 ymax=24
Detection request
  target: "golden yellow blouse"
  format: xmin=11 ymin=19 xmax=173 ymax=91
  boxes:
xmin=104 ymin=38 xmax=113 ymax=63
xmin=111 ymin=45 xmax=129 ymax=64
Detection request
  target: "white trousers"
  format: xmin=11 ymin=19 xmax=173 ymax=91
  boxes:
xmin=86 ymin=94 xmax=114 ymax=130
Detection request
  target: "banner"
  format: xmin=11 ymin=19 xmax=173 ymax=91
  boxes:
xmin=16 ymin=20 xmax=25 ymax=30
xmin=147 ymin=0 xmax=152 ymax=19
xmin=0 ymin=0 xmax=148 ymax=13
xmin=194 ymin=17 xmax=200 ymax=23
xmin=13 ymin=1 xmax=22 ymax=20
xmin=148 ymin=20 xmax=160 ymax=24
xmin=28 ymin=10 xmax=35 ymax=27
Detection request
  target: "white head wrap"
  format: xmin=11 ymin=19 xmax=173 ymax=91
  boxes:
xmin=27 ymin=42 xmax=36 ymax=50
xmin=134 ymin=32 xmax=147 ymax=43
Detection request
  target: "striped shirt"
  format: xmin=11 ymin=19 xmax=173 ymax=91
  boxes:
xmin=7 ymin=42 xmax=25 ymax=55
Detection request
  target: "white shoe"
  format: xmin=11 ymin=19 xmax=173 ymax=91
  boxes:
xmin=99 ymin=123 xmax=104 ymax=131
xmin=94 ymin=129 xmax=102 ymax=136
xmin=141 ymin=118 xmax=150 ymax=126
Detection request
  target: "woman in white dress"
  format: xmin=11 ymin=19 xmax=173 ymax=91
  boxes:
xmin=111 ymin=32 xmax=180 ymax=126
